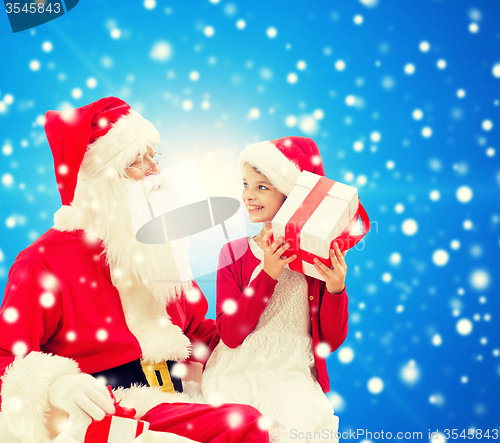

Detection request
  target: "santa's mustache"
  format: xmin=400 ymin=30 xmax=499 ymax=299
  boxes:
xmin=138 ymin=173 xmax=167 ymax=193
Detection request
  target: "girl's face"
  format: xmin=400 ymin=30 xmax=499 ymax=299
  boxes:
xmin=242 ymin=163 xmax=286 ymax=224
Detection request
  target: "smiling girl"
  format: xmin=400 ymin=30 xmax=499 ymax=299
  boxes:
xmin=201 ymin=137 xmax=349 ymax=443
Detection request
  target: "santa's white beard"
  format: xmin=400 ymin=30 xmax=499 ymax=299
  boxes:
xmin=71 ymin=173 xmax=192 ymax=306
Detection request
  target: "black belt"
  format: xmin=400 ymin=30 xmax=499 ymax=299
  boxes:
xmin=92 ymin=359 xmax=183 ymax=393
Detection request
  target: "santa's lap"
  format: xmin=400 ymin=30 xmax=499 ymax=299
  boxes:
xmin=142 ymin=402 xmax=269 ymax=443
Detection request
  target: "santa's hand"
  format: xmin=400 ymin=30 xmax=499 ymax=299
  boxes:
xmin=48 ymin=373 xmax=116 ymax=426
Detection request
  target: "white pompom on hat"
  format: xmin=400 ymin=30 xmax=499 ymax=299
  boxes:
xmin=239 ymin=136 xmax=326 ymax=196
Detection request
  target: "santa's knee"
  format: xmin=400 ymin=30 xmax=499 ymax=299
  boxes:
xmin=240 ymin=403 xmax=263 ymax=423
xmin=221 ymin=404 xmax=269 ymax=440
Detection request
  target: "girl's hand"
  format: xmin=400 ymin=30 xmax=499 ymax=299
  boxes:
xmin=261 ymin=229 xmax=297 ymax=280
xmin=313 ymin=242 xmax=348 ymax=294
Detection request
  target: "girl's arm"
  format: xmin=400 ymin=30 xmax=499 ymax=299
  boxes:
xmin=314 ymin=242 xmax=349 ymax=351
xmin=215 ymin=242 xmax=278 ymax=348
xmin=318 ymin=283 xmax=349 ymax=352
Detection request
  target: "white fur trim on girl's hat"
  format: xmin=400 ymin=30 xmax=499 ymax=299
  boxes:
xmin=239 ymin=140 xmax=301 ymax=196
xmin=238 ymin=136 xmax=325 ymax=196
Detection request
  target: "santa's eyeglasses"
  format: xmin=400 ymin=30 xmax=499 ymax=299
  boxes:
xmin=127 ymin=152 xmax=167 ymax=173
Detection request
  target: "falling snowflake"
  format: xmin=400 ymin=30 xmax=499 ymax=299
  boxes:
xmin=222 ymin=299 xmax=237 ymax=315
xmin=367 ymin=377 xmax=384 ymax=394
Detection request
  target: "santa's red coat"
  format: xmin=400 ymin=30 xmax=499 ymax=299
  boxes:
xmin=0 ymin=229 xmax=217 ymax=382
xmin=0 ymin=228 xmax=227 ymax=442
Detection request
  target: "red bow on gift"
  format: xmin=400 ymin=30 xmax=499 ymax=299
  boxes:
xmin=83 ymin=386 xmax=146 ymax=443
xmin=106 ymin=385 xmax=137 ymax=419
xmin=68 ymin=386 xmax=148 ymax=443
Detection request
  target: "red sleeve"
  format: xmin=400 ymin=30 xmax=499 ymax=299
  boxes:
xmin=0 ymin=258 xmax=62 ymax=409
xmin=318 ymin=284 xmax=349 ymax=352
xmin=176 ymin=281 xmax=217 ymax=364
xmin=215 ymin=243 xmax=278 ymax=349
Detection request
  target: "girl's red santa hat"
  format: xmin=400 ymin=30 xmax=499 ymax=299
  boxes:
xmin=44 ymin=96 xmax=160 ymax=206
xmin=239 ymin=136 xmax=325 ymax=196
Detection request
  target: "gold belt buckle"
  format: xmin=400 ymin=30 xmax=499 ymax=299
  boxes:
xmin=141 ymin=361 xmax=176 ymax=393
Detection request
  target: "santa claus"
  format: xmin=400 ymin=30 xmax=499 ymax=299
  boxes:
xmin=0 ymin=97 xmax=268 ymax=443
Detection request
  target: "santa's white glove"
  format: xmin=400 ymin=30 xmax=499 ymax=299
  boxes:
xmin=49 ymin=373 xmax=116 ymax=426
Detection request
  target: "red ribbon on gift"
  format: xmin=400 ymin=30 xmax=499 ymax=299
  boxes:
xmin=84 ymin=386 xmax=146 ymax=443
xmin=281 ymin=176 xmax=371 ymax=274
xmin=107 ymin=386 xmax=137 ymax=419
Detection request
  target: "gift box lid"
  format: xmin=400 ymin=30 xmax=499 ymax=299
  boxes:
xmin=295 ymin=171 xmax=358 ymax=216
xmin=273 ymin=171 xmax=359 ymax=259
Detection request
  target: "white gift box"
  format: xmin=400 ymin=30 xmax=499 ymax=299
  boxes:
xmin=128 ymin=160 xmax=247 ymax=281
xmin=272 ymin=171 xmax=358 ymax=281
xmin=65 ymin=414 xmax=149 ymax=443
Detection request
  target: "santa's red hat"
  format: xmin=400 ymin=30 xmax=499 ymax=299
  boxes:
xmin=44 ymin=97 xmax=159 ymax=206
xmin=239 ymin=136 xmax=325 ymax=196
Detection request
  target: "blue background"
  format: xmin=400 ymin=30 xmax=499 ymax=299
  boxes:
xmin=1 ymin=0 xmax=499 ymax=441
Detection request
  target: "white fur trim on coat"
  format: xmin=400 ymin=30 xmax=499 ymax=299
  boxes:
xmin=239 ymin=140 xmax=301 ymax=196
xmin=117 ymin=281 xmax=191 ymax=364
xmin=181 ymin=381 xmax=203 ymax=403
xmin=113 ymin=385 xmax=194 ymax=419
xmin=1 ymin=352 xmax=80 ymax=443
